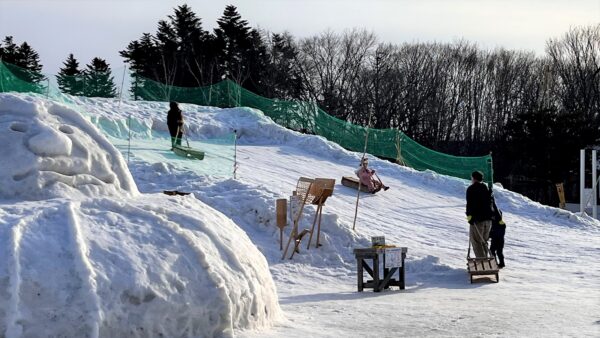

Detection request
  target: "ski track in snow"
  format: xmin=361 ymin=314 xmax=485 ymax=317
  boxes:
xmin=65 ymin=202 xmax=103 ymax=338
xmin=5 ymin=209 xmax=45 ymax=338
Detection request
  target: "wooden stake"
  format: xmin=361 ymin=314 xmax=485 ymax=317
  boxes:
xmin=352 ymin=111 xmax=373 ymax=231
xmin=276 ymin=199 xmax=287 ymax=250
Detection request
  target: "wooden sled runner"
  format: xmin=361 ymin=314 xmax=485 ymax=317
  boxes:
xmin=341 ymin=176 xmax=371 ymax=193
xmin=172 ymin=145 xmax=205 ymax=160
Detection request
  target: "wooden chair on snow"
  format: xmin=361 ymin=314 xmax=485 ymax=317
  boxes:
xmin=305 ymin=178 xmax=335 ymax=250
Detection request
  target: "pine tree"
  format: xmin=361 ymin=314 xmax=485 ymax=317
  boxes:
xmin=56 ymin=54 xmax=83 ymax=95
xmin=214 ymin=5 xmax=252 ymax=81
xmin=121 ymin=4 xmax=214 ymax=93
xmin=169 ymin=4 xmax=211 ymax=86
xmin=0 ymin=36 xmax=19 ymax=62
xmin=82 ymin=57 xmax=117 ymax=98
xmin=0 ymin=36 xmax=45 ymax=85
xmin=16 ymin=42 xmax=44 ymax=84
xmin=265 ymin=32 xmax=303 ymax=98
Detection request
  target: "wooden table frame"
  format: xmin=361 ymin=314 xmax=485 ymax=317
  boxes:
xmin=353 ymin=247 xmax=407 ymax=292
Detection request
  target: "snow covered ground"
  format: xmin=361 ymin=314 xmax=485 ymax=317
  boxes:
xmin=2 ymin=93 xmax=599 ymax=337
xmin=0 ymin=94 xmax=281 ymax=337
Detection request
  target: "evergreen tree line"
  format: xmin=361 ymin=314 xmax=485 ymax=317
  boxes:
xmin=0 ymin=36 xmax=45 ymax=85
xmin=121 ymin=4 xmax=600 ymax=205
xmin=56 ymin=54 xmax=117 ymax=98
xmin=2 ymin=4 xmax=598 ymax=205
xmin=0 ymin=37 xmax=117 ymax=98
xmin=119 ymin=4 xmax=302 ymax=99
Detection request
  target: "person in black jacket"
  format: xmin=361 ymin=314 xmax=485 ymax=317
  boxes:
xmin=167 ymin=101 xmax=184 ymax=148
xmin=466 ymin=171 xmax=494 ymax=258
xmin=490 ymin=196 xmax=506 ymax=268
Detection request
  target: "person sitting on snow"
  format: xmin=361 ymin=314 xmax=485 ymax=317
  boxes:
xmin=355 ymin=157 xmax=389 ymax=194
xmin=167 ymin=101 xmax=184 ymax=148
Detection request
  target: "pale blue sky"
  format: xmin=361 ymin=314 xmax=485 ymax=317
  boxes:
xmin=0 ymin=0 xmax=598 ymax=74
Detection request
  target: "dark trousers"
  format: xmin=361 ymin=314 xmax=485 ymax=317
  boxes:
xmin=490 ymin=225 xmax=505 ymax=265
xmin=168 ymin=124 xmax=182 ymax=147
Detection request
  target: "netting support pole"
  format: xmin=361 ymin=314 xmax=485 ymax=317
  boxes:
xmin=118 ymin=65 xmax=127 ymax=109
xmin=233 ymin=129 xmax=238 ymax=180
xmin=488 ymin=151 xmax=494 ymax=191
xmin=352 ymin=110 xmax=373 ymax=231
xmin=580 ymin=149 xmax=585 ymax=214
xmin=127 ymin=114 xmax=132 ymax=165
xmin=593 ymin=150 xmax=598 ymax=219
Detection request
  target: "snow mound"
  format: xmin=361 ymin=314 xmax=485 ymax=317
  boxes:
xmin=0 ymin=94 xmax=137 ymax=200
xmin=0 ymin=195 xmax=281 ymax=337
xmin=0 ymin=93 xmax=282 ymax=337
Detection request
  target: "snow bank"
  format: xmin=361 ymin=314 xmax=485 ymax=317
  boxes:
xmin=0 ymin=93 xmax=282 ymax=337
xmin=71 ymin=96 xmax=352 ymax=159
xmin=0 ymin=195 xmax=281 ymax=337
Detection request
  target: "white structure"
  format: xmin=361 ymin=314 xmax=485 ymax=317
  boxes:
xmin=580 ymin=149 xmax=598 ymax=218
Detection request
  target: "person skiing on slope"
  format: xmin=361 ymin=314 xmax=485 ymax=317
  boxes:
xmin=167 ymin=101 xmax=184 ymax=148
xmin=490 ymin=196 xmax=506 ymax=268
xmin=355 ymin=157 xmax=388 ymax=194
xmin=465 ymin=171 xmax=494 ymax=258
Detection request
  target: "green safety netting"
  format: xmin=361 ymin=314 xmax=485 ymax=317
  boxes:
xmin=0 ymin=61 xmax=237 ymax=178
xmin=134 ymin=76 xmax=493 ymax=183
xmin=0 ymin=60 xmax=493 ymax=182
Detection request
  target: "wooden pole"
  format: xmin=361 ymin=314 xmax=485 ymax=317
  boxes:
xmin=306 ymin=198 xmax=322 ymax=250
xmin=118 ymin=65 xmax=127 ymax=109
xmin=233 ymin=129 xmax=238 ymax=179
xmin=127 ymin=114 xmax=132 ymax=164
xmin=352 ymin=111 xmax=373 ymax=231
xmin=282 ymin=186 xmax=311 ymax=260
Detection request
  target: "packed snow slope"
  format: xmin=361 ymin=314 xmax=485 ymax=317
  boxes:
xmin=0 ymin=94 xmax=281 ymax=338
xmin=5 ymin=93 xmax=600 ymax=337
xmin=65 ymin=95 xmax=600 ymax=337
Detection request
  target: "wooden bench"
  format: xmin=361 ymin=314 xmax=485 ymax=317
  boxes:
xmin=354 ymin=247 xmax=407 ymax=292
xmin=467 ymin=258 xmax=500 ymax=283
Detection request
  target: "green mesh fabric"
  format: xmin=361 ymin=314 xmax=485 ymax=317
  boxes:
xmin=0 ymin=61 xmax=237 ymax=178
xmin=0 ymin=61 xmax=46 ymax=94
xmin=0 ymin=60 xmax=493 ymax=182
xmin=134 ymin=77 xmax=493 ymax=182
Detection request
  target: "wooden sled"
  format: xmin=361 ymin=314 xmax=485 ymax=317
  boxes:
xmin=172 ymin=145 xmax=205 ymax=160
xmin=341 ymin=176 xmax=371 ymax=193
xmin=467 ymin=258 xmax=500 ymax=283
xmin=467 ymin=232 xmax=500 ymax=283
